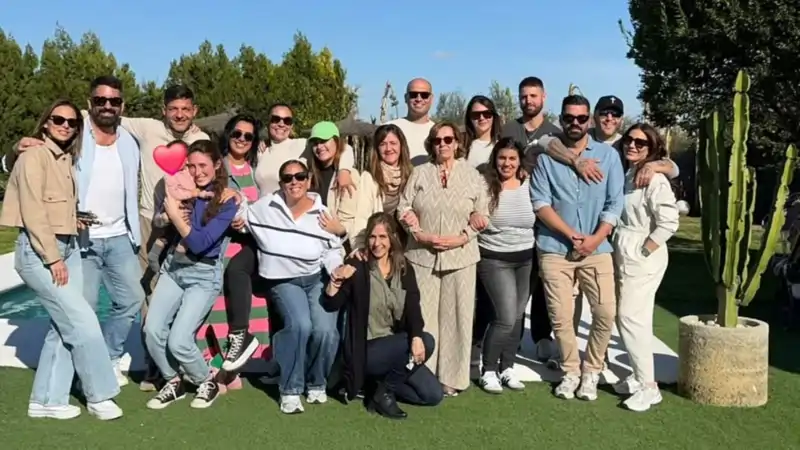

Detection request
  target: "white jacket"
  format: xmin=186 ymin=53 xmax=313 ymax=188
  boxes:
xmin=238 ymin=192 xmax=344 ymax=280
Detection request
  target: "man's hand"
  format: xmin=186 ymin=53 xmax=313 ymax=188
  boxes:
xmin=575 ymin=158 xmax=604 ymax=184
xmin=573 ymin=233 xmax=604 ymax=257
xmin=469 ymin=212 xmax=488 ymax=232
xmin=17 ymin=137 xmax=45 ymax=153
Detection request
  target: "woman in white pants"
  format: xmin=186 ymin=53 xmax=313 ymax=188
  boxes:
xmin=612 ymin=123 xmax=679 ymax=412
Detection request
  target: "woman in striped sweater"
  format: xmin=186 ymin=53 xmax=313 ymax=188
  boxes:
xmin=476 ymin=137 xmax=536 ymax=393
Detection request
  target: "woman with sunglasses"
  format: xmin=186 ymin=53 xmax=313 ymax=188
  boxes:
xmin=463 ymin=95 xmax=502 ymax=173
xmin=238 ymin=159 xmax=345 ymax=414
xmin=397 ymin=121 xmax=489 ymax=397
xmin=611 ymin=123 xmax=679 ymax=412
xmin=1 ymin=100 xmax=124 ymax=420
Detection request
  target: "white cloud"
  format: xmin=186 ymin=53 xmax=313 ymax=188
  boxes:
xmin=432 ymin=50 xmax=454 ymax=60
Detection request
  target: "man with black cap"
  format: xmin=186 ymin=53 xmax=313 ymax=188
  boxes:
xmin=591 ymin=95 xmax=626 ymax=146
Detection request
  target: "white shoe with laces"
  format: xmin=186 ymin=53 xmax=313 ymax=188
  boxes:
xmin=306 ymin=389 xmax=328 ymax=404
xmin=576 ymin=372 xmax=600 ymax=401
xmin=87 ymin=400 xmax=123 ymax=420
xmin=623 ymin=386 xmax=663 ymax=412
xmin=613 ymin=375 xmax=644 ymax=395
xmin=479 ymin=371 xmax=503 ymax=394
xmin=280 ymin=395 xmax=304 ymax=414
xmin=28 ymin=403 xmax=81 ymax=420
xmin=554 ymin=374 xmax=581 ymax=399
xmin=500 ymin=368 xmax=525 ymax=390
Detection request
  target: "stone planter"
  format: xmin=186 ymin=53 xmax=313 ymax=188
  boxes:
xmin=677 ymin=315 xmax=769 ymax=407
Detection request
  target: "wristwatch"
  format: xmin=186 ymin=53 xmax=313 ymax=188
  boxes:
xmin=641 ymin=246 xmax=651 ymax=257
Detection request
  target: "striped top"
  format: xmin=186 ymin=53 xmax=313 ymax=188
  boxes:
xmin=478 ymin=179 xmax=536 ymax=253
xmin=229 ymin=162 xmax=259 ymax=203
xmin=242 ymin=192 xmax=344 ymax=280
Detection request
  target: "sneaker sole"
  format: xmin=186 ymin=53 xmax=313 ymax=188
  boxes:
xmin=555 ymin=391 xmax=576 ymax=400
xmin=190 ymin=398 xmax=217 ymax=409
xmin=480 ymin=385 xmax=503 ymax=394
xmin=280 ymin=407 xmax=304 ymax=414
xmin=139 ymin=381 xmax=159 ymax=392
xmin=146 ymin=394 xmax=186 ymax=410
xmin=576 ymin=393 xmax=598 ymax=401
xmin=221 ymin=338 xmax=260 ymax=372
xmin=625 ymin=396 xmax=663 ymax=412
xmin=28 ymin=408 xmax=81 ymax=420
xmin=89 ymin=410 xmax=124 ymax=421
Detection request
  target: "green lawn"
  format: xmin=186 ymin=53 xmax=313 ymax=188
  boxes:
xmin=1 ymin=217 xmax=799 ymax=449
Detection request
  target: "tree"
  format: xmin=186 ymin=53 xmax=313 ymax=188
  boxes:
xmin=234 ymin=45 xmax=275 ymax=121
xmin=622 ymin=0 xmax=800 ymax=166
xmin=488 ymin=81 xmax=516 ymax=124
xmin=165 ymin=41 xmax=241 ymax=116
xmin=433 ymin=91 xmax=467 ymax=123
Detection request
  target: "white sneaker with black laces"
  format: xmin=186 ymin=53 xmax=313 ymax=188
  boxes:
xmin=222 ymin=331 xmax=259 ymax=372
xmin=500 ymin=368 xmax=525 ymax=391
xmin=146 ymin=379 xmax=186 ymax=410
xmin=479 ymin=371 xmax=503 ymax=394
xmin=191 ymin=380 xmax=221 ymax=409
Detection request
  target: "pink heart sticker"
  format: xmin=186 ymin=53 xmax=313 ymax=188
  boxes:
xmin=153 ymin=142 xmax=188 ymax=175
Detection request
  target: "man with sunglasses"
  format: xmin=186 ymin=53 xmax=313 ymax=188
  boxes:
xmin=387 ymin=78 xmax=436 ymax=166
xmin=530 ymin=94 xmax=624 ymax=402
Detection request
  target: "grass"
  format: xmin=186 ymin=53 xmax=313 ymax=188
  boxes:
xmin=1 ymin=217 xmax=799 ymax=449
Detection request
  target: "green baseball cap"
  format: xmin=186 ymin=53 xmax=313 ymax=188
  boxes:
xmin=309 ymin=121 xmax=340 ymax=140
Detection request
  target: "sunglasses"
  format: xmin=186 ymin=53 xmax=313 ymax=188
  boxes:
xmin=561 ymin=114 xmax=590 ymax=125
xmin=407 ymin=91 xmax=431 ymax=100
xmin=597 ymin=109 xmax=622 ymax=119
xmin=469 ymin=110 xmax=493 ymax=121
xmin=50 ymin=115 xmax=80 ymax=128
xmin=280 ymin=171 xmax=309 ymax=183
xmin=231 ymin=130 xmax=255 ymax=142
xmin=433 ymin=136 xmax=455 ymax=146
xmin=91 ymin=96 xmax=123 ymax=108
xmin=622 ymin=136 xmax=649 ymax=150
xmin=270 ymin=115 xmax=293 ymax=126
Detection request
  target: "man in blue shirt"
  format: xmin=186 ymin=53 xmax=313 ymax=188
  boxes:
xmin=530 ymin=94 xmax=624 ymax=402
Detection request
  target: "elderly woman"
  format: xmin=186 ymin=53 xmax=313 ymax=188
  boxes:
xmin=612 ymin=123 xmax=679 ymax=412
xmin=240 ymin=159 xmax=345 ymax=414
xmin=397 ymin=121 xmax=489 ymax=396
xmin=322 ymin=212 xmax=442 ymax=420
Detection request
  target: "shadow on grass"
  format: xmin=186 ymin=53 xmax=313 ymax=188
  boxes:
xmin=657 ymin=245 xmax=800 ymax=375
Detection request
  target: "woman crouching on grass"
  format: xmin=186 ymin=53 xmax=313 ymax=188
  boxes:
xmin=322 ymin=213 xmax=443 ymax=420
xmin=143 ymin=140 xmax=239 ymax=410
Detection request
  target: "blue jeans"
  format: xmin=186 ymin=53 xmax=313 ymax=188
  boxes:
xmin=15 ymin=232 xmax=119 ymax=405
xmin=82 ymin=234 xmax=144 ymax=363
xmin=143 ymin=253 xmax=221 ymax=384
xmin=268 ymin=272 xmax=339 ymax=396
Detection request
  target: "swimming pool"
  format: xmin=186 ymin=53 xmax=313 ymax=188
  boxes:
xmin=0 ymin=285 xmax=112 ymax=320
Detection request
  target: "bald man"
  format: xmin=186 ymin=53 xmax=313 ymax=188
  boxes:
xmin=387 ymin=78 xmax=436 ymax=166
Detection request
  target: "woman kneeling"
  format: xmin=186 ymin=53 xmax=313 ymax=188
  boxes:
xmin=143 ymin=140 xmax=239 ymax=410
xmin=323 ymin=213 xmax=443 ymax=419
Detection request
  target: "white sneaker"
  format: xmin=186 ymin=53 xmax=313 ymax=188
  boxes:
xmin=479 ymin=371 xmax=503 ymax=394
xmin=27 ymin=403 xmax=81 ymax=420
xmin=576 ymin=372 xmax=600 ymax=401
xmin=306 ymin=389 xmax=328 ymax=404
xmin=613 ymin=376 xmax=644 ymax=395
xmin=554 ymin=374 xmax=581 ymax=399
xmin=280 ymin=395 xmax=304 ymax=414
xmin=113 ymin=361 xmax=129 ymax=387
xmin=499 ymin=368 xmax=525 ymax=391
xmin=87 ymin=400 xmax=123 ymax=420
xmin=623 ymin=386 xmax=663 ymax=412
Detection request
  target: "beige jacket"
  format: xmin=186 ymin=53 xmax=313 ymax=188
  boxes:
xmin=350 ymin=171 xmax=384 ymax=249
xmin=0 ymin=138 xmax=78 ymax=264
xmin=326 ymin=169 xmax=360 ymax=246
xmin=397 ymin=160 xmax=489 ymax=271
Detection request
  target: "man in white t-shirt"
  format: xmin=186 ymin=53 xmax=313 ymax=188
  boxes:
xmin=387 ymin=78 xmax=436 ymax=166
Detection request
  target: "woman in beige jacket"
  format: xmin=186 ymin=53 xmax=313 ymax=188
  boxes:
xmin=0 ymin=99 xmax=123 ymax=420
xmin=397 ymin=121 xmax=489 ymax=396
xmin=350 ymin=124 xmax=415 ymax=250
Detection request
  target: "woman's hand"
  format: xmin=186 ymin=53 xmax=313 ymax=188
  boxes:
xmin=410 ymin=337 xmax=425 ymax=365
xmin=231 ymin=217 xmax=246 ymax=231
xmin=164 ymin=190 xmax=183 ymax=222
xmin=469 ymin=212 xmax=488 ymax=232
xmin=432 ymin=234 xmax=468 ymax=251
xmin=347 ymin=247 xmax=367 ymax=261
xmin=220 ymin=188 xmax=242 ymax=205
xmin=331 ymin=264 xmax=357 ymax=285
xmin=412 ymin=231 xmax=437 ymax=246
xmin=49 ymin=260 xmax=68 ymax=286
xmin=334 ymin=170 xmax=356 ymax=198
xmin=400 ymin=210 xmax=420 ymax=230
xmin=319 ymin=211 xmax=347 ymax=237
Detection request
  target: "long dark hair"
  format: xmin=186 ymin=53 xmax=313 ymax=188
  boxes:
xmin=219 ymin=113 xmax=261 ymax=168
xmin=620 ymin=123 xmax=667 ymax=171
xmin=187 ymin=140 xmax=229 ymax=224
xmin=34 ymin=99 xmax=84 ymax=159
xmin=364 ymin=212 xmax=406 ymax=277
xmin=369 ymin=124 xmax=414 ymax=195
xmin=484 ymin=137 xmax=526 ymax=213
xmin=463 ymin=95 xmax=501 ymax=158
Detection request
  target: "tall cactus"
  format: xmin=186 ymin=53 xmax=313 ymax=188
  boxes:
xmin=696 ymin=70 xmax=798 ymax=327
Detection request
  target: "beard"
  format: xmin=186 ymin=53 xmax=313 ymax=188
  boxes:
xmin=565 ymin=125 xmax=587 ymax=141
xmin=91 ymin=108 xmax=120 ymax=127
xmin=522 ymin=103 xmax=543 ymax=118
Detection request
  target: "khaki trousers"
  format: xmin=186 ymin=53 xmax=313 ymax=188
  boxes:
xmin=539 ymin=253 xmax=616 ymax=375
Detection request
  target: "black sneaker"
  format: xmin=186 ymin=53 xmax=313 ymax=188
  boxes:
xmin=190 ymin=380 xmax=220 ymax=409
xmin=146 ymin=379 xmax=186 ymax=410
xmin=221 ymin=330 xmax=259 ymax=372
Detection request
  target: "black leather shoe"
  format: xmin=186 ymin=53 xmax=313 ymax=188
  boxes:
xmin=367 ymin=391 xmax=407 ymax=420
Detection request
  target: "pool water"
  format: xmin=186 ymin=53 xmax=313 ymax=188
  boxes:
xmin=0 ymin=285 xmax=112 ymax=320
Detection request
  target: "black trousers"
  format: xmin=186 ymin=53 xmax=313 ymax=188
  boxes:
xmin=528 ymin=251 xmax=553 ymax=343
xmin=366 ymin=332 xmax=442 ymax=406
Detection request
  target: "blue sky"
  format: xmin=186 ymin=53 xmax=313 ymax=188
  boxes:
xmin=3 ymin=0 xmax=643 ymax=120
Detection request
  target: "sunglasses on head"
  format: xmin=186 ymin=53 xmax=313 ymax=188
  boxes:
xmin=270 ymin=115 xmax=293 ymax=126
xmin=561 ymin=114 xmax=590 ymax=125
xmin=50 ymin=115 xmax=80 ymax=128
xmin=622 ymin=136 xmax=649 ymax=150
xmin=407 ymin=91 xmax=431 ymax=100
xmin=231 ymin=130 xmax=255 ymax=142
xmin=433 ymin=136 xmax=455 ymax=146
xmin=91 ymin=96 xmax=123 ymax=108
xmin=469 ymin=110 xmax=493 ymax=120
xmin=280 ymin=171 xmax=309 ymax=183
xmin=597 ymin=109 xmax=622 ymax=119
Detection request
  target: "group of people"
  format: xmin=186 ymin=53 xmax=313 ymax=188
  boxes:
xmin=0 ymin=72 xmax=680 ymax=422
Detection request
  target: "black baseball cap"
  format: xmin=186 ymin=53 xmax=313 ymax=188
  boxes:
xmin=595 ymin=95 xmax=624 ymax=115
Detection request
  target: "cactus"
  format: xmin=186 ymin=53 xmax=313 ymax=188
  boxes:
xmin=696 ymin=70 xmax=798 ymax=327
